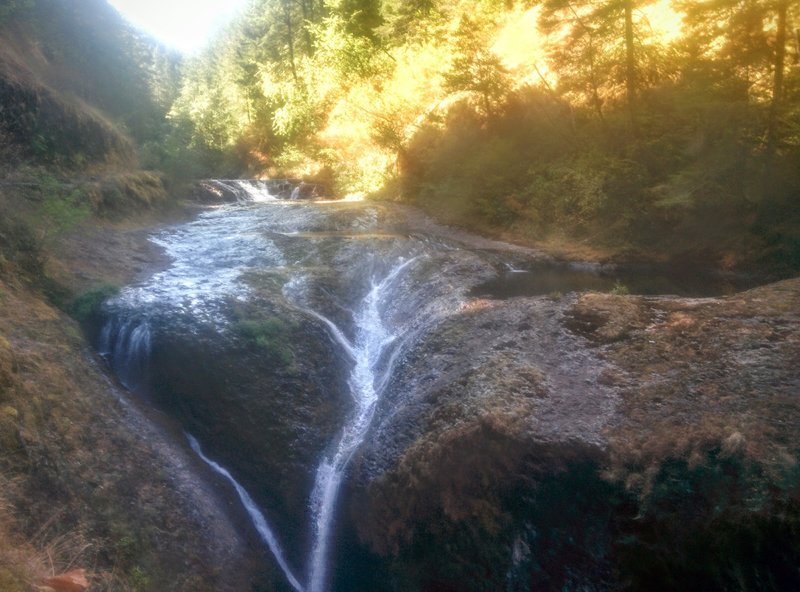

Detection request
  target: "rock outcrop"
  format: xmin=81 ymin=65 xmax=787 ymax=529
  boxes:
xmin=344 ymin=279 xmax=800 ymax=591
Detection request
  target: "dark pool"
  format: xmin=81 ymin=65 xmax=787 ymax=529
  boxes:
xmin=469 ymin=261 xmax=765 ymax=299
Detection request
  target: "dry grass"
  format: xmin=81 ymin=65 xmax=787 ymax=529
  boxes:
xmin=563 ymin=281 xmax=800 ymax=506
xmin=0 ymin=485 xmax=46 ymax=592
xmin=0 ymin=487 xmax=141 ymax=592
xmin=0 ymin=273 xmax=257 ymax=591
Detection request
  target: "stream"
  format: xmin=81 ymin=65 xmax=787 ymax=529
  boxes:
xmin=95 ymin=181 xmax=761 ymax=591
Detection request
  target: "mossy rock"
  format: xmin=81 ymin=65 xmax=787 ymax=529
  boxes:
xmin=69 ymin=284 xmax=119 ymax=326
xmin=234 ymin=317 xmax=294 ymax=366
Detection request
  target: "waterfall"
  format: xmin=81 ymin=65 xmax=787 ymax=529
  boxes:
xmin=96 ymin=200 xmax=428 ymax=592
xmin=234 ymin=180 xmax=279 ymax=202
xmin=302 ymin=258 xmax=417 ymax=592
xmin=208 ymin=180 xmax=279 ymax=202
xmin=99 ymin=315 xmax=152 ymax=394
xmin=187 ymin=434 xmax=305 ymax=592
xmin=100 ymin=255 xmax=420 ymax=592
xmin=204 ymin=179 xmax=316 ymax=201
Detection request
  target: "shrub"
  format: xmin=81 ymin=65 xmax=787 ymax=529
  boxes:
xmin=70 ymin=284 xmax=119 ymax=324
xmin=234 ymin=317 xmax=293 ymax=366
xmin=611 ymin=281 xmax=630 ymax=296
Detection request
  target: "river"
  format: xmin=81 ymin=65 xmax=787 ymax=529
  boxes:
xmin=95 ymin=182 xmax=762 ymax=591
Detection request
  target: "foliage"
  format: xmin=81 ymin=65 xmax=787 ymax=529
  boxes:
xmin=611 ymin=280 xmax=630 ymax=295
xmin=443 ymin=15 xmax=511 ymax=117
xmin=69 ymin=284 xmax=120 ymax=325
xmin=235 ymin=317 xmax=294 ymax=366
xmin=34 ymin=175 xmax=91 ymax=244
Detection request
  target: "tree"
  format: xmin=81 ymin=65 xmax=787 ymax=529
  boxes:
xmin=443 ymin=15 xmax=511 ymax=118
xmin=766 ymin=0 xmax=789 ymax=157
xmin=677 ymin=0 xmax=797 ymax=155
xmin=539 ymin=0 xmax=659 ymax=128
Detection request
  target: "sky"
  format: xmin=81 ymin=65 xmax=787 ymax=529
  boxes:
xmin=107 ymin=0 xmax=250 ymax=54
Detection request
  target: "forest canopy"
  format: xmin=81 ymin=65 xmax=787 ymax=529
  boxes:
xmin=163 ymin=0 xmax=798 ymax=268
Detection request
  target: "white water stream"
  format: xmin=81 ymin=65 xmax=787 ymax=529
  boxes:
xmin=100 ymin=186 xmax=424 ymax=592
xmin=299 ymin=257 xmax=416 ymax=592
xmin=187 ymin=434 xmax=305 ymax=592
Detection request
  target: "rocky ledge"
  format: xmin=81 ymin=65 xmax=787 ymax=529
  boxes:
xmin=344 ymin=278 xmax=800 ymax=591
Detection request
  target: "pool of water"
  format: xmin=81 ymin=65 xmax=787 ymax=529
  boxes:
xmin=470 ymin=261 xmax=764 ymax=299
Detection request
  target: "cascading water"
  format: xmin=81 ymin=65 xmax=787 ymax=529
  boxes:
xmin=94 ymin=185 xmax=474 ymax=592
xmin=200 ymin=179 xmax=324 ymax=202
xmin=98 ymin=316 xmax=152 ymax=394
xmin=187 ymin=434 xmax=305 ymax=592
xmin=297 ymin=258 xmax=418 ymax=592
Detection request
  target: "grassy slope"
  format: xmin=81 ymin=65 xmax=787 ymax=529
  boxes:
xmin=0 ymin=5 xmax=264 ymax=590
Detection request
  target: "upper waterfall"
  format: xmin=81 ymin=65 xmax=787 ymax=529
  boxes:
xmin=194 ymin=179 xmax=327 ymax=203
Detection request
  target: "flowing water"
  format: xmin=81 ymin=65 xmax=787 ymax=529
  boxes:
xmin=187 ymin=433 xmax=305 ymax=592
xmin=96 ymin=181 xmax=758 ymax=591
xmin=98 ymin=183 xmax=441 ymax=591
xmin=297 ymin=258 xmax=417 ymax=592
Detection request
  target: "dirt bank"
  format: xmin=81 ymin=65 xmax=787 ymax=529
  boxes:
xmin=0 ymin=203 xmax=278 ymax=591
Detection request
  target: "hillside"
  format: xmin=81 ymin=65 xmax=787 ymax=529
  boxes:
xmin=0 ymin=2 xmax=270 ymax=589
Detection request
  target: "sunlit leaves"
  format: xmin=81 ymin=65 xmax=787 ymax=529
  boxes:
xmin=165 ymin=0 xmax=798 ymax=201
xmin=443 ymin=15 xmax=511 ymax=117
xmin=308 ymin=14 xmax=391 ymax=83
xmin=539 ymin=0 xmax=669 ymax=119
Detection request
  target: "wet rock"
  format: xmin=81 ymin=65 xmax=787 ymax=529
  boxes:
xmin=146 ymin=304 xmax=350 ymax=564
xmin=344 ymin=293 xmax=618 ymax=590
xmin=345 ymin=278 xmax=800 ymax=591
xmin=290 ymin=181 xmax=326 ymax=199
xmin=189 ymin=181 xmax=240 ymax=203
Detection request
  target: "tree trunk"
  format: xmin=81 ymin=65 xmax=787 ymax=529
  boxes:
xmin=766 ymin=0 xmax=787 ymax=159
xmin=794 ymin=28 xmax=799 ymax=64
xmin=283 ymin=0 xmax=299 ymax=83
xmin=624 ymin=0 xmax=637 ymax=131
xmin=300 ymin=0 xmax=313 ymax=51
xmin=567 ymin=5 xmax=605 ymax=124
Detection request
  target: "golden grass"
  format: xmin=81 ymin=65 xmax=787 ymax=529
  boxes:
xmin=0 ymin=483 xmax=47 ymax=592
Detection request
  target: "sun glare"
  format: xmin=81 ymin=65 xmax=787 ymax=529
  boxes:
xmin=107 ymin=0 xmax=250 ymax=54
xmin=492 ymin=6 xmax=546 ymax=77
xmin=642 ymin=0 xmax=684 ymax=43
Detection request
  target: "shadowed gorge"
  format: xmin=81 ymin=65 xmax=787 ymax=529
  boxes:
xmin=94 ymin=190 xmax=799 ymax=591
xmin=0 ymin=0 xmax=798 ymax=591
